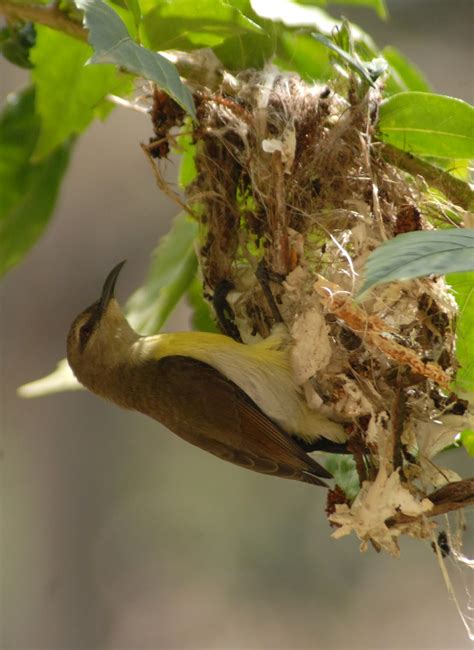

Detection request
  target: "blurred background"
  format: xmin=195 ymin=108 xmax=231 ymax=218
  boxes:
xmin=1 ymin=0 xmax=473 ymax=647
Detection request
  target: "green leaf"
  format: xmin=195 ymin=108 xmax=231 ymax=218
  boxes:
xmin=378 ymin=92 xmax=474 ymax=159
xmin=294 ymin=0 xmax=387 ymax=20
xmin=176 ymin=127 xmax=197 ymax=188
xmin=382 ymin=46 xmax=430 ymax=94
xmin=312 ymin=32 xmax=386 ymax=86
xmin=447 ymin=271 xmax=474 ymax=392
xmin=76 ymin=0 xmax=196 ymax=118
xmin=107 ymin=0 xmax=140 ymax=39
xmin=142 ymin=0 xmax=262 ymax=51
xmin=325 ymin=454 xmax=360 ymax=501
xmin=251 ymin=0 xmax=340 ymax=32
xmin=124 ymin=0 xmax=141 ymax=34
xmin=251 ymin=1 xmax=376 ymax=45
xmin=183 ymin=0 xmax=275 ymax=70
xmin=243 ymin=2 xmax=378 ymax=73
xmin=276 ymin=31 xmax=332 ymax=82
xmin=0 ymin=87 xmax=72 ymax=277
xmin=179 ymin=146 xmax=197 ymax=188
xmin=31 ymin=26 xmax=129 ymax=159
xmin=358 ymin=229 xmax=474 ymax=298
xmin=212 ymin=27 xmax=276 ymax=70
xmin=18 ymin=358 xmax=81 ymax=397
xmin=0 ymin=22 xmax=36 ymax=69
xmin=126 ymin=214 xmax=199 ymax=334
xmin=427 ymin=158 xmax=471 ymax=182
xmin=333 ymin=0 xmax=387 ymax=19
xmin=187 ymin=275 xmax=218 ymax=332
xmin=460 ymin=429 xmax=474 ymax=457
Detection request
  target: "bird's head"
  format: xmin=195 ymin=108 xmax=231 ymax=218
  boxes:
xmin=67 ymin=260 xmax=139 ymax=392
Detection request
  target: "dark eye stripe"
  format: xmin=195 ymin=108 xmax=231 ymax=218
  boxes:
xmin=79 ymin=322 xmax=94 ymax=350
xmin=78 ymin=303 xmax=100 ymax=351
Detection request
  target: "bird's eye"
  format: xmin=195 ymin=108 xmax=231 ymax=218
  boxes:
xmin=79 ymin=321 xmax=94 ymax=349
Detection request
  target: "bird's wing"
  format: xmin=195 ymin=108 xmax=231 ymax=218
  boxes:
xmin=147 ymin=355 xmax=331 ymax=485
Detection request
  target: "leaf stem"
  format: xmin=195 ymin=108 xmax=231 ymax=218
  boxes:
xmin=379 ymin=142 xmax=474 ymax=211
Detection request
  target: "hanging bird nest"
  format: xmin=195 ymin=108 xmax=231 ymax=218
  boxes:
xmin=145 ymin=65 xmax=472 ymax=556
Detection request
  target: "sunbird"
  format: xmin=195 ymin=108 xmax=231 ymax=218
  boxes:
xmin=67 ymin=261 xmax=346 ymax=486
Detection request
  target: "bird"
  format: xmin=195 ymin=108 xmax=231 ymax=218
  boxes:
xmin=66 ymin=261 xmax=347 ymax=487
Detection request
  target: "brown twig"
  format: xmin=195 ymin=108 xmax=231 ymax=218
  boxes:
xmin=256 ymin=261 xmax=284 ymax=324
xmin=348 ymin=433 xmax=370 ymax=484
xmin=429 ymin=477 xmax=474 ymax=506
xmin=386 ymin=478 xmax=474 ymax=527
xmin=0 ymin=0 xmax=87 ymax=41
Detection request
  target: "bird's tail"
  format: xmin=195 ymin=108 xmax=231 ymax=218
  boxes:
xmin=301 ymin=471 xmax=329 ymax=488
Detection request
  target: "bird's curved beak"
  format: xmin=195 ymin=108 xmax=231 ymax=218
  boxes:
xmin=99 ymin=260 xmax=126 ymax=313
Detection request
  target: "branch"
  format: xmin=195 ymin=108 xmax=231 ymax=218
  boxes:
xmin=386 ymin=477 xmax=474 ymax=526
xmin=0 ymin=1 xmax=229 ymax=92
xmin=379 ymin=142 xmax=474 ymax=212
xmin=0 ymin=0 xmax=87 ymax=41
